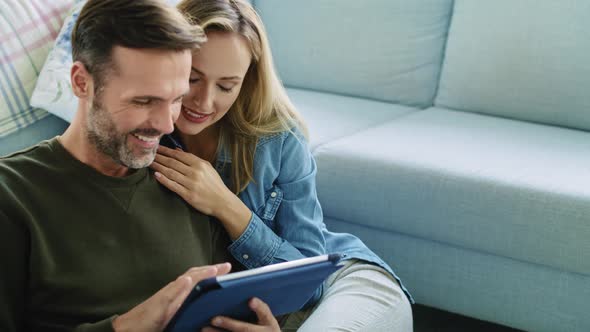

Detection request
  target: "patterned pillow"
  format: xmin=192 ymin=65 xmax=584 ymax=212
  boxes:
xmin=29 ymin=0 xmax=184 ymax=123
xmin=0 ymin=0 xmax=73 ymax=137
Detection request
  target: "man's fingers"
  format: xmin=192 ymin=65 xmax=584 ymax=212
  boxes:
xmin=215 ymin=262 xmax=232 ymax=276
xmin=160 ymin=266 xmax=221 ymax=324
xmin=184 ymin=266 xmax=220 ymax=286
xmin=150 ymin=264 xmax=232 ymax=329
xmin=162 ymin=276 xmax=193 ymax=321
xmin=250 ymin=297 xmax=276 ymax=326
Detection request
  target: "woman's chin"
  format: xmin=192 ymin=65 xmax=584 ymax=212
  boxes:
xmin=175 ymin=120 xmax=204 ymax=136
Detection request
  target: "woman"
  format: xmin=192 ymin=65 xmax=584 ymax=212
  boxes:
xmin=151 ymin=0 xmax=413 ymax=330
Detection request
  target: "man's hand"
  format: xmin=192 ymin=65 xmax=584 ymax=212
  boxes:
xmin=201 ymin=297 xmax=281 ymax=332
xmin=112 ymin=263 xmax=232 ymax=332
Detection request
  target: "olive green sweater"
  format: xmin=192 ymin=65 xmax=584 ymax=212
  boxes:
xmin=0 ymin=138 xmax=233 ymax=332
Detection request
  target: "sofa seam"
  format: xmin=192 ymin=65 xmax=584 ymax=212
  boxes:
xmin=323 ymin=215 xmax=589 ymax=277
xmin=309 ymin=109 xmax=422 ymax=155
xmin=431 ymin=0 xmax=456 ymax=106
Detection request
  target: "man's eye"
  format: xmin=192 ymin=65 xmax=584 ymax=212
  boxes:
xmin=133 ymin=99 xmax=152 ymax=106
xmin=189 ymin=77 xmax=200 ymax=84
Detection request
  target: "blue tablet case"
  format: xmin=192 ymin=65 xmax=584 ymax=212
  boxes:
xmin=165 ymin=254 xmax=343 ymax=332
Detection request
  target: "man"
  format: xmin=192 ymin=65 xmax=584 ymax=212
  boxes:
xmin=0 ymin=1 xmax=279 ymax=331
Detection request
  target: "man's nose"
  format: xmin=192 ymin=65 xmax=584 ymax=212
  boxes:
xmin=150 ymin=103 xmax=177 ymax=135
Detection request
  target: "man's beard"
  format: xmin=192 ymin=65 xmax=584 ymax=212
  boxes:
xmin=86 ymin=97 xmax=160 ymax=169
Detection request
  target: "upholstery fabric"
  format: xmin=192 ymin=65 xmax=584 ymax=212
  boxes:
xmin=314 ymin=108 xmax=590 ymax=275
xmin=326 ymin=218 xmax=590 ymax=332
xmin=436 ymin=0 xmax=590 ymax=131
xmin=0 ymin=113 xmax=67 ymax=156
xmin=257 ymin=0 xmax=453 ymax=107
xmin=287 ymin=88 xmax=416 ymax=150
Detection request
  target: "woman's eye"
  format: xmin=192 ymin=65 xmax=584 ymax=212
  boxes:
xmin=189 ymin=77 xmax=200 ymax=84
xmin=218 ymin=85 xmax=233 ymax=93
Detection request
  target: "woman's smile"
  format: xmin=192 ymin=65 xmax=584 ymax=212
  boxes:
xmin=181 ymin=105 xmax=212 ymax=124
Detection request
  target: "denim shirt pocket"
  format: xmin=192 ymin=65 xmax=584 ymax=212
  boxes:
xmin=256 ymin=185 xmax=284 ymax=227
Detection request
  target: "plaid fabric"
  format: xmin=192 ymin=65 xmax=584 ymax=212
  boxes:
xmin=0 ymin=0 xmax=72 ymax=137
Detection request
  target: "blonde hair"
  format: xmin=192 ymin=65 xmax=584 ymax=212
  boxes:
xmin=177 ymin=0 xmax=308 ymax=194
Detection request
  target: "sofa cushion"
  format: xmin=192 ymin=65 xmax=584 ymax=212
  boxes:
xmin=436 ymin=0 xmax=590 ymax=131
xmin=314 ymin=108 xmax=590 ymax=275
xmin=0 ymin=0 xmax=73 ymax=137
xmin=257 ymin=0 xmax=453 ymax=107
xmin=326 ymin=217 xmax=590 ymax=332
xmin=0 ymin=113 xmax=68 ymax=156
xmin=286 ymin=88 xmax=415 ymax=150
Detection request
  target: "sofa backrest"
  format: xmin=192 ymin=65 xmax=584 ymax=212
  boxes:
xmin=436 ymin=0 xmax=590 ymax=131
xmin=255 ymin=0 xmax=453 ymax=108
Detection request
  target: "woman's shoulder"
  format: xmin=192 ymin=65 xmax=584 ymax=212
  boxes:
xmin=254 ymin=126 xmax=313 ymax=179
xmin=256 ymin=126 xmax=307 ymax=150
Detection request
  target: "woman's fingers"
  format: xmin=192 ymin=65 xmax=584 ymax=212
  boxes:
xmin=154 ymin=152 xmax=193 ymax=176
xmin=153 ymin=168 xmax=190 ymax=199
xmin=151 ymin=161 xmax=190 ymax=188
xmin=157 ymin=145 xmax=203 ymax=166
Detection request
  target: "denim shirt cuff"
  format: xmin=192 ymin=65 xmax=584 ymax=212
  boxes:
xmin=228 ymin=213 xmax=282 ymax=269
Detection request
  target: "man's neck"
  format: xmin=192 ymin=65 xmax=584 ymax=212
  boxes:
xmin=59 ymin=122 xmax=131 ymax=178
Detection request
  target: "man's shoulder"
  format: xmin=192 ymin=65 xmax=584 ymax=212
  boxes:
xmin=0 ymin=139 xmax=57 ymax=184
xmin=1 ymin=138 xmax=56 ymax=159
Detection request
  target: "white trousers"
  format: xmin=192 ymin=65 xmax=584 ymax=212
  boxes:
xmin=281 ymin=260 xmax=413 ymax=332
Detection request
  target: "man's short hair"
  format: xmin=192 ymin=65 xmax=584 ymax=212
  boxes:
xmin=71 ymin=0 xmax=205 ymax=91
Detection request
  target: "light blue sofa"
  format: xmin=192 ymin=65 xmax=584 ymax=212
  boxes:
xmin=257 ymin=1 xmax=590 ymax=331
xmin=1 ymin=1 xmax=589 ymax=331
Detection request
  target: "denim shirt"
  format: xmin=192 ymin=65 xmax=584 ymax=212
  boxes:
xmin=162 ymin=130 xmax=413 ymax=304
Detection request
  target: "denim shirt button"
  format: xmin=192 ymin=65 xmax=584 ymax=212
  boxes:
xmin=242 ymin=254 xmax=249 ymax=260
xmin=270 ymin=192 xmax=277 ymax=198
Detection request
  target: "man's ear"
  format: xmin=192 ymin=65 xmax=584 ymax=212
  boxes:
xmin=71 ymin=61 xmax=93 ymax=98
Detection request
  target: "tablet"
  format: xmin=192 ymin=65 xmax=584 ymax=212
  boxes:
xmin=165 ymin=254 xmax=343 ymax=332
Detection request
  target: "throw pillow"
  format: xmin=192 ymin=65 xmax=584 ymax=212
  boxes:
xmin=0 ymin=0 xmax=73 ymax=137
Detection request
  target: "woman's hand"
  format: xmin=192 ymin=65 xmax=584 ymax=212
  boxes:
xmin=150 ymin=145 xmax=252 ymax=240
xmin=151 ymin=145 xmax=228 ymax=216
xmin=201 ymin=298 xmax=281 ymax=332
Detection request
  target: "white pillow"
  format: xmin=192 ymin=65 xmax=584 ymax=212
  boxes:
xmin=29 ymin=0 xmax=83 ymax=123
xmin=30 ymin=0 xmax=183 ymax=123
xmin=0 ymin=0 xmax=73 ymax=136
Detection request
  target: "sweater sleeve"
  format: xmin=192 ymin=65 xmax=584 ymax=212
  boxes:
xmin=0 ymin=205 xmax=118 ymax=332
xmin=0 ymin=209 xmax=28 ymax=332
xmin=73 ymin=316 xmax=117 ymax=332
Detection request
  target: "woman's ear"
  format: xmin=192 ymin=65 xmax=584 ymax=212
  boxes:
xmin=70 ymin=61 xmax=93 ymax=98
